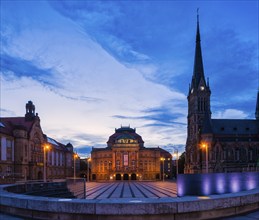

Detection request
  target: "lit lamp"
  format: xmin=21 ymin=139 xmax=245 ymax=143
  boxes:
xmin=160 ymin=157 xmax=165 ymax=181
xmin=173 ymin=149 xmax=179 ymax=177
xmin=74 ymin=153 xmax=78 ymax=179
xmin=87 ymin=157 xmax=91 ymax=182
xmin=43 ymin=144 xmax=50 ymax=182
xmin=201 ymin=142 xmax=208 ymax=173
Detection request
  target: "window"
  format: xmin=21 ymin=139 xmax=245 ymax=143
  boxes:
xmin=116 ymin=160 xmax=120 ymax=170
xmin=249 ymin=150 xmax=253 ymax=160
xmin=6 ymin=139 xmax=12 ymax=160
xmin=6 ymin=166 xmax=12 ymax=175
xmin=236 ymin=150 xmax=240 ymax=161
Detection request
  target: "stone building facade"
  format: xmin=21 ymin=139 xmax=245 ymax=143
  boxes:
xmin=185 ymin=16 xmax=259 ymax=173
xmin=0 ymin=101 xmax=75 ymax=182
xmin=91 ymin=126 xmax=172 ymax=181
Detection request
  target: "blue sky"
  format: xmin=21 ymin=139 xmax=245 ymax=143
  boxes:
xmin=1 ymin=1 xmax=258 ymax=157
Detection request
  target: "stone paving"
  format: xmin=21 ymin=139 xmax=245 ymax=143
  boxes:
xmin=84 ymin=181 xmax=177 ymax=199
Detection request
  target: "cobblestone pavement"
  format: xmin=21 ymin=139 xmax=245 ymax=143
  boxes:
xmin=84 ymin=181 xmax=178 ymax=199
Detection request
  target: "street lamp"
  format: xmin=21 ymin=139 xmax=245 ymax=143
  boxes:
xmin=201 ymin=142 xmax=208 ymax=173
xmin=173 ymin=149 xmax=179 ymax=177
xmin=87 ymin=157 xmax=91 ymax=182
xmin=160 ymin=157 xmax=165 ymax=181
xmin=43 ymin=144 xmax=50 ymax=182
xmin=74 ymin=153 xmax=78 ymax=179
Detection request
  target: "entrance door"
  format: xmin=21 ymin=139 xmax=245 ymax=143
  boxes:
xmin=123 ymin=173 xmax=129 ymax=180
xmin=131 ymin=173 xmax=137 ymax=180
xmin=116 ymin=173 xmax=121 ymax=180
xmin=37 ymin=171 xmax=43 ymax=180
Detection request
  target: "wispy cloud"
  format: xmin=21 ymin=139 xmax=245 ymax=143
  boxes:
xmin=1 ymin=53 xmax=59 ymax=88
xmin=213 ymin=109 xmax=249 ymax=119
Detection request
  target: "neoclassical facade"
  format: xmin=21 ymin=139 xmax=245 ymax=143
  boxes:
xmin=0 ymin=101 xmax=75 ymax=182
xmin=91 ymin=127 xmax=172 ymax=181
xmin=185 ymin=16 xmax=259 ymax=173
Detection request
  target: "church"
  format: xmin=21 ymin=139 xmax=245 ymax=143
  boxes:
xmin=185 ymin=15 xmax=259 ymax=174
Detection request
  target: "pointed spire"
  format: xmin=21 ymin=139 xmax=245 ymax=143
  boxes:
xmin=255 ymin=89 xmax=259 ymax=120
xmin=191 ymin=9 xmax=206 ymax=90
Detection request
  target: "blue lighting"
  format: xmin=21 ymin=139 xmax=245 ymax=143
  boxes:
xmin=216 ymin=175 xmax=226 ymax=194
xmin=177 ymin=172 xmax=259 ymax=197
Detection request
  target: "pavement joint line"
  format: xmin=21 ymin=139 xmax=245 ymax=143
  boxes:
xmin=120 ymin=182 xmax=125 ymax=198
xmin=92 ymin=183 xmax=117 ymax=199
xmin=132 ymin=182 xmax=149 ymax=198
xmin=137 ymin=182 xmax=162 ymax=198
xmin=107 ymin=182 xmax=120 ymax=198
xmin=128 ymin=182 xmax=136 ymax=198
xmin=93 ymin=184 xmax=117 ymax=199
xmin=86 ymin=183 xmax=113 ymax=198
xmin=139 ymin=182 xmax=177 ymax=197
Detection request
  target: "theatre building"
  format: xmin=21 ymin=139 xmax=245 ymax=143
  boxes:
xmin=91 ymin=126 xmax=172 ymax=181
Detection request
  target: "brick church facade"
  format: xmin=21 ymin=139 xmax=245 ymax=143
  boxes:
xmin=185 ymin=16 xmax=259 ymax=173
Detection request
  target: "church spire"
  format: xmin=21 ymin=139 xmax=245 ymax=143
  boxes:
xmin=191 ymin=9 xmax=206 ymax=90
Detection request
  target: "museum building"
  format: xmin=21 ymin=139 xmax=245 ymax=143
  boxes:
xmin=91 ymin=126 xmax=172 ymax=181
xmin=185 ymin=15 xmax=259 ymax=173
xmin=0 ymin=101 xmax=76 ymax=182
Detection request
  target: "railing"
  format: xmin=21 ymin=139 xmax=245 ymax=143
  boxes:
xmin=66 ymin=178 xmax=86 ymax=199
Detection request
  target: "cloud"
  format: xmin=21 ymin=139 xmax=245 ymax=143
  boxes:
xmin=1 ymin=4 xmax=185 ymax=151
xmin=0 ymin=108 xmax=16 ymax=117
xmin=213 ymin=109 xmax=249 ymax=119
xmin=1 ymin=53 xmax=59 ymax=88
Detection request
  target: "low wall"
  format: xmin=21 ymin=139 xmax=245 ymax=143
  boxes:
xmin=0 ymin=184 xmax=259 ymax=220
xmin=177 ymin=171 xmax=259 ymax=197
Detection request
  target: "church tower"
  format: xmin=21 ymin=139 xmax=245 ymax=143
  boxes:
xmin=185 ymin=13 xmax=211 ymax=173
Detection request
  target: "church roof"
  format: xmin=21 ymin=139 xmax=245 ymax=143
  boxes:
xmin=210 ymin=119 xmax=258 ymax=135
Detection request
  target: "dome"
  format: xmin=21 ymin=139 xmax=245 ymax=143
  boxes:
xmin=107 ymin=126 xmax=144 ymax=147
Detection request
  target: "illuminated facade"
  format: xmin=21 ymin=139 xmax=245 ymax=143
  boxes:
xmin=185 ymin=16 xmax=259 ymax=173
xmin=91 ymin=127 xmax=172 ymax=181
xmin=0 ymin=101 xmax=75 ymax=182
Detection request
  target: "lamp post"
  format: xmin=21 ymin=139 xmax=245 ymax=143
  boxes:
xmin=173 ymin=149 xmax=179 ymax=177
xmin=160 ymin=157 xmax=165 ymax=181
xmin=202 ymin=142 xmax=208 ymax=173
xmin=43 ymin=144 xmax=50 ymax=182
xmin=74 ymin=153 xmax=78 ymax=179
xmin=87 ymin=157 xmax=91 ymax=182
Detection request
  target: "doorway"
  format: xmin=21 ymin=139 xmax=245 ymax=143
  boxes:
xmin=116 ymin=173 xmax=121 ymax=180
xmin=131 ymin=173 xmax=137 ymax=180
xmin=123 ymin=173 xmax=129 ymax=180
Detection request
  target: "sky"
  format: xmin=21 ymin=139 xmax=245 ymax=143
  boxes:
xmin=1 ymin=0 xmax=258 ymax=158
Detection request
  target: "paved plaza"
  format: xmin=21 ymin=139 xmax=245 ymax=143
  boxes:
xmin=84 ymin=181 xmax=177 ymax=199
xmin=1 ymin=181 xmax=259 ymax=219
